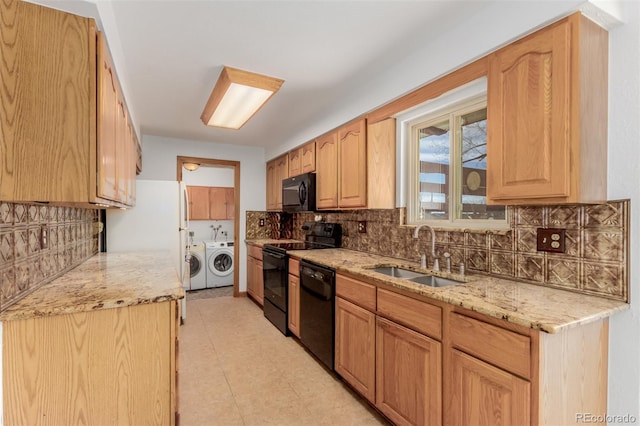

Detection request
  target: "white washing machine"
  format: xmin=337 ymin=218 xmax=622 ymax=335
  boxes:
xmin=189 ymin=242 xmax=207 ymax=290
xmin=205 ymin=241 xmax=234 ymax=288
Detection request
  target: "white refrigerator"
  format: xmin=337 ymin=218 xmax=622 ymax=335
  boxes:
xmin=106 ymin=179 xmax=190 ymax=317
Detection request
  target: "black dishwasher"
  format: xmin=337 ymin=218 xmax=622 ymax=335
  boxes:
xmin=299 ymin=259 xmax=336 ymax=371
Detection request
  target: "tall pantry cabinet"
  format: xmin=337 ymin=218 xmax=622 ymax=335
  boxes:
xmin=0 ymin=0 xmax=138 ymax=207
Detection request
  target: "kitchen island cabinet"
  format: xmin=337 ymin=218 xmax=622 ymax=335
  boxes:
xmin=487 ymin=12 xmax=608 ymax=205
xmin=0 ymin=0 xmax=139 ymax=208
xmin=0 ymin=251 xmax=184 ymax=426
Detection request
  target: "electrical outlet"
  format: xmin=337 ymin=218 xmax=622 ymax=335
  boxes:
xmin=259 ymin=218 xmax=265 ymax=227
xmin=537 ymin=228 xmax=566 ymax=253
xmin=357 ymin=221 xmax=367 ymax=233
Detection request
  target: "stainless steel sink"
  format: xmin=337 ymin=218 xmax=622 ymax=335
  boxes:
xmin=407 ymin=275 xmax=463 ymax=287
xmin=368 ymin=266 xmax=425 ymax=279
xmin=367 ymin=265 xmax=464 ymax=288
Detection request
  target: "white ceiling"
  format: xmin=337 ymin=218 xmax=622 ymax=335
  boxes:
xmin=30 ymin=1 xmax=501 ymax=151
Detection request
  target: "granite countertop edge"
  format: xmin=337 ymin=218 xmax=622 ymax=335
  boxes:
xmin=0 ymin=251 xmax=185 ymax=322
xmin=282 ymin=247 xmax=629 ymax=334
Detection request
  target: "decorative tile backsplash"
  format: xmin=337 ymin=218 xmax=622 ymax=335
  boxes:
xmin=0 ymin=202 xmax=100 ymax=311
xmin=248 ymin=200 xmax=629 ymax=302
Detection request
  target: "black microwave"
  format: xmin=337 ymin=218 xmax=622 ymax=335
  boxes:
xmin=282 ymin=172 xmax=316 ymax=212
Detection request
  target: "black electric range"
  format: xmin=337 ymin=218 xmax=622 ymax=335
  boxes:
xmin=261 ymin=222 xmax=341 ymax=336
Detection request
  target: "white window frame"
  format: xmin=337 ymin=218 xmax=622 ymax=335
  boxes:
xmin=396 ymin=77 xmax=509 ymax=230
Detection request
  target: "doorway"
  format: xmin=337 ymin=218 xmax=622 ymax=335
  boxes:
xmin=177 ymin=156 xmax=241 ymax=297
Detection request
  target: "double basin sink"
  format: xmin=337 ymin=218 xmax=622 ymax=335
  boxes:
xmin=367 ymin=266 xmax=464 ymax=288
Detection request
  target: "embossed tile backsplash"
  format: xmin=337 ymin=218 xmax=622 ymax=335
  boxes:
xmin=0 ymin=203 xmax=100 ymax=311
xmin=277 ymin=200 xmax=629 ymax=302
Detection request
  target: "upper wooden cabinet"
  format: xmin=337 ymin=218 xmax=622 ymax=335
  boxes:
xmin=266 ymin=154 xmax=289 ymax=211
xmin=289 ymin=140 xmax=316 ymax=177
xmin=209 ymin=187 xmax=234 ymax=220
xmin=315 ymin=132 xmax=339 ymax=209
xmin=366 ymin=118 xmax=396 ymax=209
xmin=338 ymin=119 xmax=367 ymax=208
xmin=0 ymin=1 xmax=138 ymax=207
xmin=188 ymin=185 xmax=234 ymax=220
xmin=315 ymin=118 xmax=367 ymax=209
xmin=315 ymin=118 xmax=395 ymax=210
xmin=487 ymin=13 xmax=608 ymax=205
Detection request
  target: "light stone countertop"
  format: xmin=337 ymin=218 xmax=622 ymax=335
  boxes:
xmin=286 ymin=248 xmax=629 ymax=334
xmin=0 ymin=252 xmax=185 ymax=322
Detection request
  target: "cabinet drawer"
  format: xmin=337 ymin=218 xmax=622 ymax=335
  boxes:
xmin=289 ymin=257 xmax=300 ymax=277
xmin=449 ymin=312 xmax=531 ymax=379
xmin=248 ymin=245 xmax=262 ymax=260
xmin=377 ymin=288 xmax=441 ymax=340
xmin=336 ymin=274 xmax=376 ymax=312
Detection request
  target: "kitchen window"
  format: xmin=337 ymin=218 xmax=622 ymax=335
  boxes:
xmin=404 ymin=92 xmax=507 ymax=229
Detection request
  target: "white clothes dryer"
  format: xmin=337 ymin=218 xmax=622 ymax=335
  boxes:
xmin=205 ymin=241 xmax=234 ymax=288
xmin=189 ymin=242 xmax=207 ymax=290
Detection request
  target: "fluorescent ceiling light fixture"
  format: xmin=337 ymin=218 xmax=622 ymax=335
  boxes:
xmin=201 ymin=66 xmax=284 ymax=130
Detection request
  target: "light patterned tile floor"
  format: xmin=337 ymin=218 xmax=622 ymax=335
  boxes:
xmin=179 ymin=295 xmax=390 ymax=426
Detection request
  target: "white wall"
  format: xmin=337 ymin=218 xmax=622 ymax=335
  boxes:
xmin=134 ymin=135 xmax=266 ymax=292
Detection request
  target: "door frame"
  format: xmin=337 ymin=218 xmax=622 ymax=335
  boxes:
xmin=177 ymin=156 xmax=241 ymax=297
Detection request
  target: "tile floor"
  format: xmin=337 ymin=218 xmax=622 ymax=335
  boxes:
xmin=179 ymin=293 xmax=390 ymax=425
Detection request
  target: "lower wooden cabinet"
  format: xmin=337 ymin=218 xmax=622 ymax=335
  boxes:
xmin=246 ymin=245 xmax=263 ymax=306
xmin=3 ymin=300 xmax=179 ymax=425
xmin=335 ymin=297 xmax=376 ymax=403
xmin=448 ymin=349 xmax=530 ymax=426
xmin=288 ymin=274 xmax=300 ymax=337
xmin=376 ymin=316 xmax=442 ymax=426
xmin=288 ymin=257 xmax=301 ymax=337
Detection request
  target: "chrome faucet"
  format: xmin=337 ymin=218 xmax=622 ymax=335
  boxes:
xmin=413 ymin=224 xmax=438 ymax=271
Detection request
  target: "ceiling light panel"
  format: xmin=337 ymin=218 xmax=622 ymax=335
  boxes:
xmin=201 ymin=67 xmax=284 ymax=130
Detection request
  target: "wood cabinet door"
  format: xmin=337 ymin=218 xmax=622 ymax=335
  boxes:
xmin=225 ymin=187 xmax=235 ymax=219
xmin=376 ymin=316 xmax=441 ymax=426
xmin=97 ymin=32 xmax=119 ymax=202
xmin=275 ymin=154 xmax=289 ymax=209
xmin=3 ymin=302 xmax=174 ymax=425
xmin=447 ymin=349 xmax=530 ymax=426
xmin=187 ymin=186 xmax=210 ymax=220
xmin=315 ymin=132 xmax=339 ymax=209
xmin=0 ymin=1 xmax=93 ymax=203
xmin=335 ymin=297 xmax=376 ymax=404
xmin=289 ymin=148 xmax=302 ymax=177
xmin=487 ymin=20 xmax=571 ymax=203
xmin=288 ymin=274 xmax=300 ymax=337
xmin=255 ymin=259 xmax=264 ymax=305
xmin=247 ymin=256 xmax=256 ymax=298
xmin=266 ymin=160 xmax=277 ymax=211
xmin=116 ymin=98 xmax=128 ymax=203
xmin=301 ymin=141 xmax=316 ymax=173
xmin=208 ymin=187 xmax=228 ymax=220
xmin=367 ymin=118 xmax=395 ymax=209
xmin=338 ymin=119 xmax=367 ymax=208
